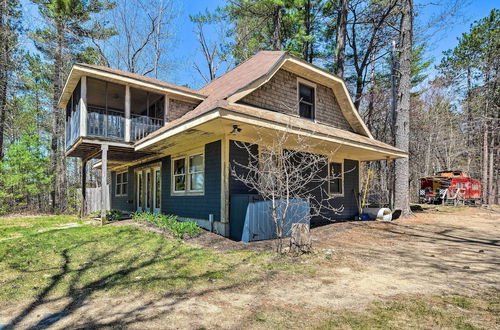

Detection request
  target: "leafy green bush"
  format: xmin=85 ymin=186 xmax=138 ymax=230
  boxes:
xmin=132 ymin=212 xmax=201 ymax=239
xmin=106 ymin=209 xmax=123 ymax=221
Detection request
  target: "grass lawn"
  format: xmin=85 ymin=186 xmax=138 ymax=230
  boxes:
xmin=316 ymin=292 xmax=499 ymax=330
xmin=0 ymin=215 xmax=278 ymax=304
xmin=0 ymin=214 xmax=498 ymax=329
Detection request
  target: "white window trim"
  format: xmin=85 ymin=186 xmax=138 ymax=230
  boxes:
xmin=171 ymin=150 xmax=205 ymax=196
xmin=115 ymin=171 xmax=128 ymax=197
xmin=328 ymin=160 xmax=344 ymax=197
xmin=297 ymin=77 xmax=317 ymax=120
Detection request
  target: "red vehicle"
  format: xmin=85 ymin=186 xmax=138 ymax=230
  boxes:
xmin=419 ymin=171 xmax=481 ymax=205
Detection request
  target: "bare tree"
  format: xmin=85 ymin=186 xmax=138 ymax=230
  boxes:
xmin=231 ymin=126 xmax=344 ymax=254
xmin=190 ymin=15 xmax=232 ymax=83
xmin=107 ymin=0 xmax=176 ymax=78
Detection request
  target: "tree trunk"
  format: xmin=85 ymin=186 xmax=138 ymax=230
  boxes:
xmin=487 ymin=132 xmax=494 ymax=205
xmin=0 ymin=0 xmax=9 ymax=161
xmin=51 ymin=20 xmax=67 ymax=212
xmin=482 ymin=127 xmax=488 ymax=204
xmin=272 ymin=5 xmax=283 ymax=50
xmin=393 ymin=0 xmax=412 ymax=216
xmin=334 ymin=0 xmax=348 ymax=78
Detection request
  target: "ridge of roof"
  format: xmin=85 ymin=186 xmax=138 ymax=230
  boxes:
xmin=75 ymin=63 xmax=207 ymax=98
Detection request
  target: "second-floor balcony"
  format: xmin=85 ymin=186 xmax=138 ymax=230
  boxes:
xmin=65 ymin=77 xmax=166 ymax=149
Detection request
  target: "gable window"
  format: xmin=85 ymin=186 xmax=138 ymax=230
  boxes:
xmin=298 ymin=81 xmax=315 ymax=120
xmin=172 ymin=152 xmax=205 ymax=194
xmin=116 ymin=171 xmax=128 ymax=196
xmin=328 ymin=161 xmax=343 ymax=195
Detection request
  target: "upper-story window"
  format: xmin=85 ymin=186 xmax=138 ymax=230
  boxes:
xmin=298 ymin=80 xmax=315 ymax=120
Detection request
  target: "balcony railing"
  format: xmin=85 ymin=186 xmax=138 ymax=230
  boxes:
xmin=64 ymin=105 xmax=164 ymax=146
xmin=66 ymin=106 xmax=80 ymax=148
xmin=131 ymin=114 xmax=164 ymax=142
xmin=87 ymin=106 xmax=125 ymax=140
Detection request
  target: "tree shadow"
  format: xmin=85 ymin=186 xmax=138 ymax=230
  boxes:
xmin=4 ymin=228 xmax=256 ymax=329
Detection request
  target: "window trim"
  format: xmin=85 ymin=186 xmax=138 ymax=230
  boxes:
xmin=171 ymin=150 xmax=205 ymax=196
xmin=297 ymin=78 xmax=317 ymax=120
xmin=328 ymin=160 xmax=344 ymax=197
xmin=115 ymin=171 xmax=128 ymax=197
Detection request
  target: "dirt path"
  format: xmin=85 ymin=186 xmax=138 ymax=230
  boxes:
xmin=1 ymin=208 xmax=499 ymax=329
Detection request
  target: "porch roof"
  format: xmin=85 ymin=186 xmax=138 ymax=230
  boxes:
xmin=133 ymin=103 xmax=407 ymax=162
xmin=58 ymin=63 xmax=206 ymax=109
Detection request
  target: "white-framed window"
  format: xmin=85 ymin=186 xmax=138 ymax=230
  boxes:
xmin=116 ymin=171 xmax=128 ymax=196
xmin=172 ymin=152 xmax=205 ymax=194
xmin=297 ymin=78 xmax=316 ymax=120
xmin=328 ymin=161 xmax=344 ymax=196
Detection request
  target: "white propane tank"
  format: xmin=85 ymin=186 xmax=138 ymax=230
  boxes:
xmin=363 ymin=208 xmax=393 ymax=221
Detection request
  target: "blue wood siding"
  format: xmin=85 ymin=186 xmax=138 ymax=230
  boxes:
xmin=162 ymin=140 xmax=221 ymax=220
xmin=111 ymin=140 xmax=222 ymax=221
xmin=228 ymin=139 xmax=360 ymax=222
xmin=229 ymin=140 xmax=258 ymax=195
xmin=110 ymin=167 xmax=135 ymax=212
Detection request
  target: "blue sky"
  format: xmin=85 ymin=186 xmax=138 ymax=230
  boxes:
xmin=21 ymin=0 xmax=497 ymax=89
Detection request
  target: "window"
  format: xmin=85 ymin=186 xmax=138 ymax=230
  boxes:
xmin=155 ymin=169 xmax=161 ymax=209
xmin=189 ymin=154 xmax=204 ymax=191
xmin=298 ymin=82 xmax=315 ymax=119
xmin=172 ymin=152 xmax=205 ymax=194
xmin=329 ymin=161 xmax=343 ymax=195
xmin=116 ymin=171 xmax=128 ymax=196
xmin=173 ymin=157 xmax=186 ymax=192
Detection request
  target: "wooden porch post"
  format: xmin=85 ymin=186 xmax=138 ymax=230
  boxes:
xmin=164 ymin=95 xmax=169 ymax=124
xmin=125 ymin=85 xmax=131 ymax=142
xmin=101 ymin=144 xmax=109 ymax=225
xmin=80 ymin=76 xmax=87 ymax=137
xmin=80 ymin=160 xmax=87 ymax=218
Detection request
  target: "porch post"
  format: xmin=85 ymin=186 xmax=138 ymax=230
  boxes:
xmin=80 ymin=76 xmax=87 ymax=137
xmin=101 ymin=144 xmax=109 ymax=225
xmin=80 ymin=160 xmax=87 ymax=218
xmin=164 ymin=95 xmax=169 ymax=124
xmin=125 ymin=85 xmax=131 ymax=142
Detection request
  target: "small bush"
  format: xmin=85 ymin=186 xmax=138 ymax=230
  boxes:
xmin=132 ymin=212 xmax=201 ymax=239
xmin=106 ymin=209 xmax=123 ymax=221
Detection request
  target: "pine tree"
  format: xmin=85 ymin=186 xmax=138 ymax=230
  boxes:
xmin=30 ymin=0 xmax=115 ymax=212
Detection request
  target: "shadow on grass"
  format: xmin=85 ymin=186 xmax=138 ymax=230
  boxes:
xmin=4 ymin=227 xmax=256 ymax=329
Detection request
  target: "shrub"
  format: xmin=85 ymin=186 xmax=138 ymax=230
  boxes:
xmin=132 ymin=212 xmax=201 ymax=239
xmin=106 ymin=209 xmax=123 ymax=221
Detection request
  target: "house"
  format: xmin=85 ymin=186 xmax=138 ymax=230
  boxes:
xmin=59 ymin=51 xmax=407 ymax=239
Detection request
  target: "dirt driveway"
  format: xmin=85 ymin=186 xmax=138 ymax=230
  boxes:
xmin=2 ymin=207 xmax=499 ymax=329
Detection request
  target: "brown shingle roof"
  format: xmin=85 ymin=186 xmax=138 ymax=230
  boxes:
xmin=139 ymin=51 xmax=286 ymax=142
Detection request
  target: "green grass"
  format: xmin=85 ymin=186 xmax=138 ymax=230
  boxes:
xmin=132 ymin=212 xmax=201 ymax=238
xmin=0 ymin=215 xmax=82 ymax=239
xmin=316 ymin=291 xmax=500 ymax=330
xmin=0 ymin=215 xmax=314 ymax=305
xmin=0 ymin=215 xmax=252 ymax=303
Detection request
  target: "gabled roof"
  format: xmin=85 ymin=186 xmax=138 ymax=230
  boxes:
xmin=58 ymin=63 xmax=206 ymax=109
xmin=141 ymin=51 xmax=374 ymax=144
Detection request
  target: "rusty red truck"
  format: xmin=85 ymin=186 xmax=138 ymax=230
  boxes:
xmin=419 ymin=171 xmax=481 ymax=206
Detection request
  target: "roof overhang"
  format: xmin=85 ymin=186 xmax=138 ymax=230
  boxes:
xmin=226 ymin=55 xmax=373 ymax=139
xmin=135 ymin=106 xmax=407 ymax=161
xmin=58 ymin=64 xmax=206 ymax=109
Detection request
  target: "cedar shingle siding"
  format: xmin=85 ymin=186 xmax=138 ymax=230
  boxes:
xmin=239 ymin=69 xmax=354 ymax=132
xmin=168 ymin=99 xmax=198 ymax=121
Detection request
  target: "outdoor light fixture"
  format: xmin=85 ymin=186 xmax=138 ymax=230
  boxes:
xmin=230 ymin=124 xmax=242 ymax=134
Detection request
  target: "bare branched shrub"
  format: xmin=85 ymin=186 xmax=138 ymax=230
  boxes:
xmin=230 ymin=125 xmax=345 ymax=254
